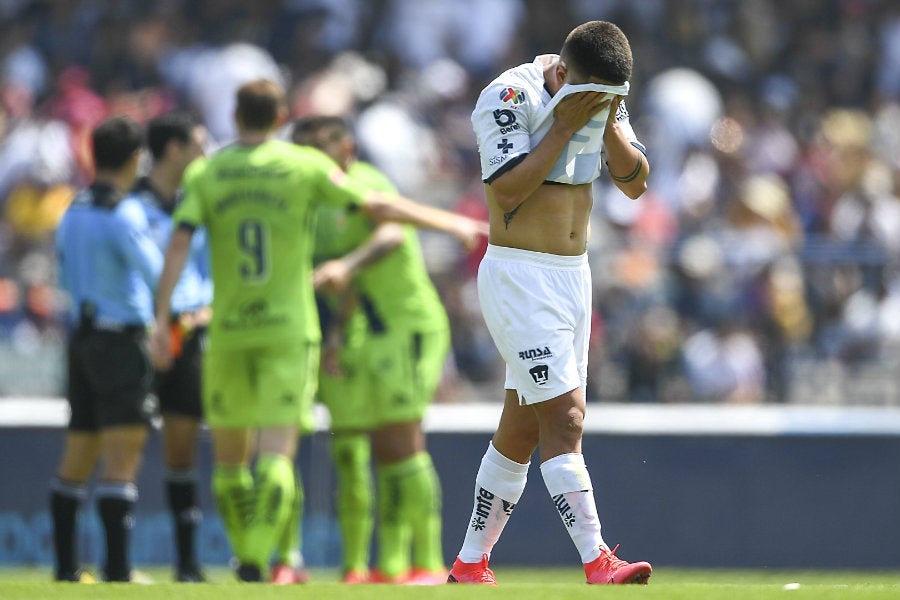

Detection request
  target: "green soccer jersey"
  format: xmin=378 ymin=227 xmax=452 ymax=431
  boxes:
xmin=312 ymin=163 xmax=383 ymax=265
xmin=313 ymin=161 xmax=448 ymax=336
xmin=175 ymin=139 xmax=365 ymax=349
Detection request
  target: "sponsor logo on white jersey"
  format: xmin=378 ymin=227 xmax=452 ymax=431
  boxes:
xmin=518 ymin=346 xmax=553 ymax=361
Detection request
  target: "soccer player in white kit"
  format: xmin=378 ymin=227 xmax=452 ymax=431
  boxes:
xmin=447 ymin=21 xmax=653 ymax=585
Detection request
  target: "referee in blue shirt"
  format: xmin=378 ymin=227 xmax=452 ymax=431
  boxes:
xmin=51 ymin=115 xmax=162 ymax=583
xmin=131 ymin=111 xmax=210 ymax=582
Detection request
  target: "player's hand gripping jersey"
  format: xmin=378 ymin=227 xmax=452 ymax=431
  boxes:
xmin=472 ymin=55 xmax=645 ymax=185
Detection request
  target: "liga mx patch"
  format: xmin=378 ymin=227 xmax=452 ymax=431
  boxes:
xmin=499 ymin=87 xmax=526 ymax=105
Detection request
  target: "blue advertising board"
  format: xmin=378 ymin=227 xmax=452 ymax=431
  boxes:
xmin=1 ymin=403 xmax=899 ymax=569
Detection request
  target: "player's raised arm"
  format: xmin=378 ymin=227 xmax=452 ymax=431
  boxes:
xmin=602 ymin=97 xmax=649 ymax=199
xmin=295 ymin=129 xmax=489 ymax=251
xmin=358 ymin=191 xmax=488 ymax=251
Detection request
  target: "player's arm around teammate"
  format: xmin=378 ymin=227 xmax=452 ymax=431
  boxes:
xmin=313 ymin=222 xmax=405 ymax=295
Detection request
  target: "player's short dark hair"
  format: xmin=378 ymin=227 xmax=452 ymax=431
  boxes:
xmin=290 ymin=115 xmax=349 ymax=146
xmin=91 ymin=115 xmax=143 ymax=171
xmin=235 ymin=79 xmax=284 ymax=131
xmin=560 ymin=21 xmax=633 ymax=85
xmin=146 ymin=111 xmax=198 ymax=160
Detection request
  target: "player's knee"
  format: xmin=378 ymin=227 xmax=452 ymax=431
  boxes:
xmin=564 ymin=406 xmax=584 ymax=435
xmin=542 ymin=407 xmax=584 ymax=445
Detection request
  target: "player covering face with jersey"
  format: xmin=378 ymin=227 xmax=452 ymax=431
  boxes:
xmin=447 ymin=21 xmax=653 ymax=586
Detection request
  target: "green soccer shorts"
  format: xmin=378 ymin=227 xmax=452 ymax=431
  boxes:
xmin=318 ymin=338 xmax=374 ymax=431
xmin=203 ymin=340 xmax=319 ymax=431
xmin=366 ymin=327 xmax=450 ymax=427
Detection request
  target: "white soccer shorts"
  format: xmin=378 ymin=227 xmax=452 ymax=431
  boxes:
xmin=477 ymin=244 xmax=591 ymax=405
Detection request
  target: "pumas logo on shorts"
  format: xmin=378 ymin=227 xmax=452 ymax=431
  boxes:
xmin=518 ymin=346 xmax=553 ymax=361
xmin=529 ymin=364 xmax=549 ymax=385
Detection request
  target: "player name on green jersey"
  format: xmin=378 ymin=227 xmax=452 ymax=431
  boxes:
xmin=176 ymin=139 xmax=366 ymax=349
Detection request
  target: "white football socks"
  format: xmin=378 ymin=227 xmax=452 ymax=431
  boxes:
xmin=540 ymin=452 xmax=605 ymax=563
xmin=457 ymin=442 xmax=529 ymax=563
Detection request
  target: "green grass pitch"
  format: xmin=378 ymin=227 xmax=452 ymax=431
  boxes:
xmin=1 ymin=566 xmax=898 ymax=599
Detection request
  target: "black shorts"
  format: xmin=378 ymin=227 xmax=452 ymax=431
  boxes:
xmin=155 ymin=326 xmax=206 ymax=419
xmin=66 ymin=326 xmax=155 ymax=432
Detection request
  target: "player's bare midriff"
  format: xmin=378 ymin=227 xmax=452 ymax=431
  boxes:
xmin=485 ymin=181 xmax=592 ymax=256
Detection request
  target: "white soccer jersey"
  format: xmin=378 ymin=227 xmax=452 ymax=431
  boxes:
xmin=471 ymin=55 xmax=644 ymax=185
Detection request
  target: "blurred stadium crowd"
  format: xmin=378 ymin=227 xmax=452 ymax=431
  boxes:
xmin=2 ymin=0 xmax=900 ymax=404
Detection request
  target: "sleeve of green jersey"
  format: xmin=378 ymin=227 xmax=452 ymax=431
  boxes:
xmin=351 ymin=161 xmax=398 ymax=195
xmin=173 ymin=158 xmax=208 ymax=229
xmin=303 ymin=146 xmax=368 ymax=209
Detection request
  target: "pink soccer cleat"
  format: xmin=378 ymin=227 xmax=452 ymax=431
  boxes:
xmin=584 ymin=545 xmax=651 ymax=585
xmin=405 ymin=567 xmax=449 ymax=585
xmin=446 ymin=554 xmax=497 ymax=585
xmin=271 ymin=563 xmax=309 ymax=585
xmin=367 ymin=568 xmax=408 ymax=584
xmin=340 ymin=569 xmax=369 ymax=584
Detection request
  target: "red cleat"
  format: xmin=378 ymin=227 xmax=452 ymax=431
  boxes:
xmin=340 ymin=569 xmax=369 ymax=584
xmin=584 ymin=545 xmax=651 ymax=585
xmin=271 ymin=563 xmax=309 ymax=585
xmin=405 ymin=567 xmax=449 ymax=585
xmin=368 ymin=568 xmax=408 ymax=584
xmin=446 ymin=554 xmax=497 ymax=585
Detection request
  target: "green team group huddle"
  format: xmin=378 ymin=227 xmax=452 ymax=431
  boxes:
xmin=162 ymin=105 xmax=456 ymax=583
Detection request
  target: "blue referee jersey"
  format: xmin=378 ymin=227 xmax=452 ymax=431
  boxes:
xmin=56 ymin=183 xmax=163 ymax=327
xmin=130 ymin=177 xmax=212 ymax=316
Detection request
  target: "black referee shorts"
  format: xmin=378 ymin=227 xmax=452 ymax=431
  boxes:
xmin=155 ymin=325 xmax=206 ymax=419
xmin=66 ymin=326 xmax=155 ymax=432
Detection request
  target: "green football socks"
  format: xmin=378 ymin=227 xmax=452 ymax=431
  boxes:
xmin=275 ymin=472 xmax=305 ymax=568
xmin=407 ymin=453 xmax=444 ymax=572
xmin=376 ymin=451 xmax=443 ymax=576
xmin=211 ymin=465 xmax=254 ymax=563
xmin=332 ymin=432 xmax=374 ymax=574
xmin=244 ymin=454 xmax=296 ymax=571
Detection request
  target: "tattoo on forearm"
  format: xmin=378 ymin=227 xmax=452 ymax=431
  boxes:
xmin=503 ymin=205 xmax=521 ymax=229
xmin=606 ymin=155 xmax=644 ymax=183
